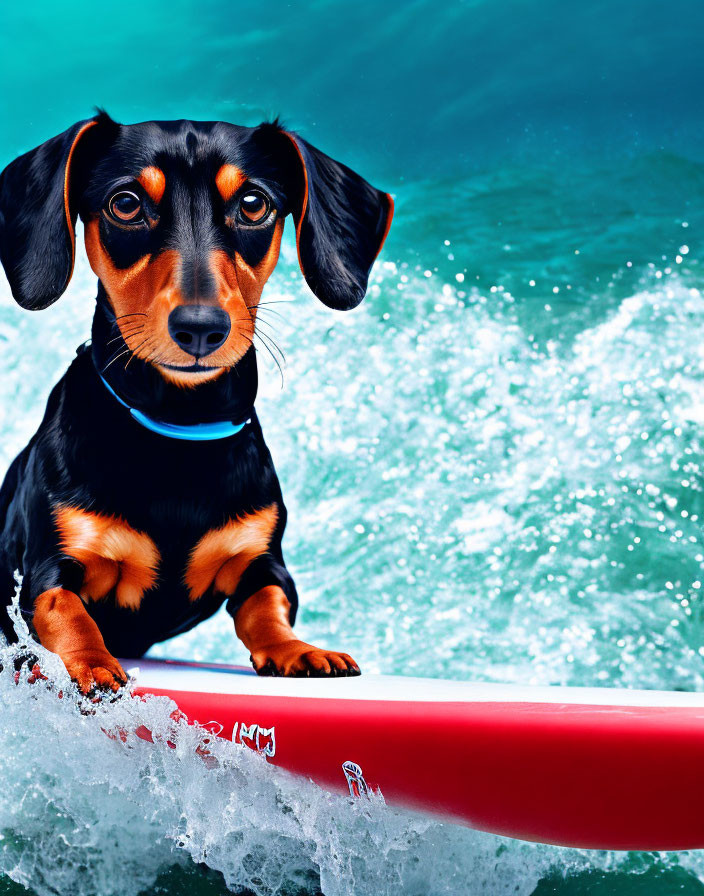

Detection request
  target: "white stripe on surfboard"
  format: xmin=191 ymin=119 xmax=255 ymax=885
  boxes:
xmin=124 ymin=658 xmax=704 ymax=709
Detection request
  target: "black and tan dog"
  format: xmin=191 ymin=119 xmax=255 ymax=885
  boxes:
xmin=0 ymin=113 xmax=392 ymax=692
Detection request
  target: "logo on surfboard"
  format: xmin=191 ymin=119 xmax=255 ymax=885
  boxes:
xmin=234 ymin=722 xmax=276 ymax=758
xmin=342 ymin=760 xmax=370 ymax=798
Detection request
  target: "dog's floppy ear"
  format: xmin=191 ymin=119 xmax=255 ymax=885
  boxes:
xmin=268 ymin=128 xmax=393 ymax=310
xmin=0 ymin=115 xmax=112 ymax=310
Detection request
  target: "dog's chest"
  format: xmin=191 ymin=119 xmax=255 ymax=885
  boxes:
xmin=54 ymin=503 xmax=278 ymax=609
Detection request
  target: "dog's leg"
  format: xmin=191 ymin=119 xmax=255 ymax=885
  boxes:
xmin=234 ymin=585 xmax=360 ymax=677
xmin=33 ymin=588 xmax=127 ymax=693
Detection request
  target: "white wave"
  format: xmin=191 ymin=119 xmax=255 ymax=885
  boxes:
xmin=0 ymin=587 xmax=596 ymax=896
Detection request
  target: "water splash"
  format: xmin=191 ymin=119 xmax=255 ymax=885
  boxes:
xmin=0 ymin=588 xmax=596 ymax=896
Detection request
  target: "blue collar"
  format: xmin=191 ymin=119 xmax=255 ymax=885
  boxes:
xmin=98 ymin=373 xmax=249 ymax=441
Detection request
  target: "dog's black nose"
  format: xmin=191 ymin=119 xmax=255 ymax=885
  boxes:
xmin=168 ymin=305 xmax=231 ymax=358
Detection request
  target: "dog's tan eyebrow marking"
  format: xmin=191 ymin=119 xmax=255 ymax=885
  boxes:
xmin=137 ymin=166 xmax=166 ymax=204
xmin=215 ymin=164 xmax=246 ymax=202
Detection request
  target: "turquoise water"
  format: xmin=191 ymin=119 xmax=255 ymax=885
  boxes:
xmin=1 ymin=1 xmax=704 ymax=893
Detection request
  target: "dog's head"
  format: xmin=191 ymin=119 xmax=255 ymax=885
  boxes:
xmin=0 ymin=113 xmax=393 ymax=387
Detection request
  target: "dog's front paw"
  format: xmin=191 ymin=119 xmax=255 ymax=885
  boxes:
xmin=250 ymin=640 xmax=361 ymax=678
xmin=61 ymin=648 xmax=128 ymax=695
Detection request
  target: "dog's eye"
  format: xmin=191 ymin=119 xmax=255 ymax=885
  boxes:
xmin=107 ymin=191 xmax=143 ymax=223
xmin=238 ymin=191 xmax=270 ymax=225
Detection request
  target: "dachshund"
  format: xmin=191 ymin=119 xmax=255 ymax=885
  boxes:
xmin=0 ymin=112 xmax=393 ymax=692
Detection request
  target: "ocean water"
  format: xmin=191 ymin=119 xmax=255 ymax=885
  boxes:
xmin=1 ymin=1 xmax=704 ymax=893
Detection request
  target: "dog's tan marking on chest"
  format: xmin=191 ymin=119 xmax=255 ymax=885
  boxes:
xmin=186 ymin=504 xmax=278 ymax=601
xmin=54 ymin=506 xmax=160 ymax=610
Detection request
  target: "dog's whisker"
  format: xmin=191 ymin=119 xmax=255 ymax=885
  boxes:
xmin=102 ymin=348 xmax=132 ymax=373
xmin=254 ymin=317 xmax=290 ymax=340
xmin=151 ymin=350 xmax=171 ymax=368
xmin=144 ymin=338 xmax=169 ymax=368
xmin=233 ymin=313 xmax=288 ymax=332
xmin=102 ymin=341 xmax=131 ymax=369
xmin=256 ymin=330 xmax=287 ymax=367
xmin=141 ymin=339 xmax=162 ymax=366
xmin=253 ymin=327 xmax=286 ymax=366
xmin=232 ymin=317 xmax=286 ymax=339
xmin=108 ymin=317 xmax=146 ymax=336
xmin=247 ymin=302 xmax=285 ymax=320
xmin=107 ymin=326 xmax=144 ymax=346
xmin=246 ymin=300 xmax=294 ymax=308
xmin=123 ymin=330 xmax=149 ymax=347
xmin=103 ymin=330 xmax=148 ymax=370
xmin=124 ymin=337 xmax=150 ymax=369
xmin=253 ymin=331 xmax=284 ymax=387
xmin=252 ymin=306 xmax=288 ymax=323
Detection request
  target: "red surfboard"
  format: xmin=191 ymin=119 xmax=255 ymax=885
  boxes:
xmin=125 ymin=657 xmax=704 ymax=850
